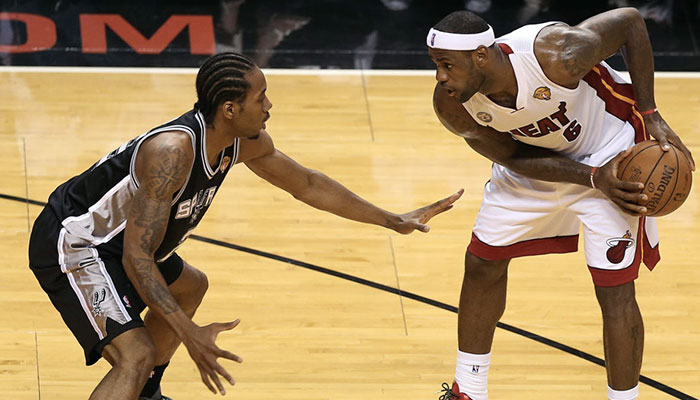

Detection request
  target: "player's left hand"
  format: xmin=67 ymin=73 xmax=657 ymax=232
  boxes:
xmin=644 ymin=112 xmax=695 ymax=171
xmin=391 ymin=189 xmax=464 ymax=234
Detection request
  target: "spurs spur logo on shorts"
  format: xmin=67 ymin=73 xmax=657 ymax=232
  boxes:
xmin=476 ymin=112 xmax=493 ymax=123
xmin=533 ymin=86 xmax=551 ymax=101
xmin=605 ymin=230 xmax=635 ymax=264
xmin=91 ymin=288 xmax=107 ymax=316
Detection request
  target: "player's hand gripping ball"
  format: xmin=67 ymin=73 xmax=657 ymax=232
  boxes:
xmin=617 ymin=140 xmax=693 ymax=216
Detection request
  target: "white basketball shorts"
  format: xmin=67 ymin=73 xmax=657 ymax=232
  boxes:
xmin=468 ymin=125 xmax=660 ymax=287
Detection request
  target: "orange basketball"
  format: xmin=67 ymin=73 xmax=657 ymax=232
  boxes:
xmin=617 ymin=140 xmax=693 ymax=216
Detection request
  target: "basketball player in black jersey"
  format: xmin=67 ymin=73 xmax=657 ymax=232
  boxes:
xmin=29 ymin=53 xmax=463 ymax=400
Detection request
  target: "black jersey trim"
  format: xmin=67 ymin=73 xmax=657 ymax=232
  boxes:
xmin=232 ymin=138 xmax=241 ymax=165
xmin=195 ymin=111 xmax=222 ymax=179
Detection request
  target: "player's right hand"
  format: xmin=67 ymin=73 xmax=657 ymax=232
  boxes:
xmin=182 ymin=319 xmax=243 ymax=395
xmin=594 ymin=149 xmax=648 ymax=216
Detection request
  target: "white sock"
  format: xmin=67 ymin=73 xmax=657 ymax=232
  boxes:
xmin=455 ymin=350 xmax=490 ymax=400
xmin=608 ymin=384 xmax=639 ymax=400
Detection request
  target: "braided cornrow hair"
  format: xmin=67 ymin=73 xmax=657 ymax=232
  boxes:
xmin=195 ymin=52 xmax=256 ymax=123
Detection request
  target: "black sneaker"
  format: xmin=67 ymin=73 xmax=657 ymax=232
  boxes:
xmin=138 ymin=386 xmax=172 ymax=400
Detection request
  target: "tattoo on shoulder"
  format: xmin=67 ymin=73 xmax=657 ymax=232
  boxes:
xmin=146 ymin=144 xmax=190 ymax=198
xmin=561 ymin=33 xmax=598 ymax=77
xmin=129 ymin=144 xmax=190 ymax=254
xmin=133 ymin=258 xmax=179 ymax=314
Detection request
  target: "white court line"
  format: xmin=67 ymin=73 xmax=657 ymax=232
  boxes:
xmin=0 ymin=66 xmax=699 ymax=79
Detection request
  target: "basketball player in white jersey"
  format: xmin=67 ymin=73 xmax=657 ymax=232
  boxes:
xmin=29 ymin=52 xmax=463 ymax=400
xmin=426 ymin=9 xmax=694 ymax=400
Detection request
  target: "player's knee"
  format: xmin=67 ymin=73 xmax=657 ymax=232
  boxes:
xmin=176 ymin=267 xmax=208 ymax=315
xmin=190 ymin=267 xmax=208 ymax=301
xmin=108 ymin=330 xmax=157 ymax=375
xmin=464 ymin=251 xmax=508 ymax=284
xmin=121 ymin=341 xmax=157 ymax=374
xmin=595 ymin=282 xmax=638 ymax=318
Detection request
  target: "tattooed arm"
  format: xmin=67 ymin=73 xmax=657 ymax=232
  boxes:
xmin=535 ymin=8 xmax=694 ymax=168
xmin=123 ymin=132 xmax=193 ymax=326
xmin=123 ymin=132 xmax=241 ymax=395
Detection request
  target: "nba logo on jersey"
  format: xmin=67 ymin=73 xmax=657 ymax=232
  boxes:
xmin=430 ymin=33 xmax=436 ymax=46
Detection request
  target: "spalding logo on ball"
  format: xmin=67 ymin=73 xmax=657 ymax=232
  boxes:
xmin=617 ymin=140 xmax=693 ymax=216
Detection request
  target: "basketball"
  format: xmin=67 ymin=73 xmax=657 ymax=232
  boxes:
xmin=617 ymin=140 xmax=693 ymax=216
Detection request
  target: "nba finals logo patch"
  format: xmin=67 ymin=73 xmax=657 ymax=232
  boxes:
xmin=430 ymin=33 xmax=436 ymax=46
xmin=533 ymin=86 xmax=551 ymax=101
xmin=476 ymin=112 xmax=493 ymax=123
xmin=221 ymin=156 xmax=231 ymax=172
xmin=605 ymin=230 xmax=634 ymax=264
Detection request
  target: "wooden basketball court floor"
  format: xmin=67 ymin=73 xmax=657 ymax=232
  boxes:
xmin=0 ymin=68 xmax=698 ymax=399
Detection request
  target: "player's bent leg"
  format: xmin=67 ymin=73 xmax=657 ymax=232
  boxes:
xmin=595 ymin=281 xmax=643 ymax=392
xmin=90 ymin=327 xmax=157 ymax=400
xmin=145 ymin=260 xmax=209 ymax=365
xmin=459 ymin=250 xmax=510 ymax=353
xmin=139 ymin=261 xmax=207 ymax=399
xmin=447 ymin=251 xmax=510 ymax=400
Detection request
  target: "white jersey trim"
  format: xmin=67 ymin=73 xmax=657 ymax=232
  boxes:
xmin=128 ymin=125 xmax=197 ymax=206
xmin=195 ymin=111 xmax=224 ymax=179
xmin=58 ymin=228 xmax=104 ymax=339
xmin=61 ymin=176 xmax=133 ymax=245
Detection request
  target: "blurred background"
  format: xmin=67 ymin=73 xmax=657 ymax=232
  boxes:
xmin=1 ymin=0 xmax=699 ymax=70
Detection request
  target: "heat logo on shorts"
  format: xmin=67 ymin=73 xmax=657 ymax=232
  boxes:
xmin=605 ymin=230 xmax=634 ymax=264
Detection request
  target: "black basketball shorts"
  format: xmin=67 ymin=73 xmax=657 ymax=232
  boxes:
xmin=29 ymin=207 xmax=184 ymax=365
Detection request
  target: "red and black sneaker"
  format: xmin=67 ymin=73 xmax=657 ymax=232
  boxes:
xmin=437 ymin=382 xmax=472 ymax=400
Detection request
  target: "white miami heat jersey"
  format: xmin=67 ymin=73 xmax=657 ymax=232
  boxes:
xmin=463 ymin=22 xmax=648 ymax=163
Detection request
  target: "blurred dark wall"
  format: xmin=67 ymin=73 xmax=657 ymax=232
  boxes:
xmin=1 ymin=0 xmax=698 ymax=70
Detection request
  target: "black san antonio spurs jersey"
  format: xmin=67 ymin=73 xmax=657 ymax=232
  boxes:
xmin=46 ymin=109 xmax=239 ymax=263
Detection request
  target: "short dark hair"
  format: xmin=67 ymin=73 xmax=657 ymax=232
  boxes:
xmin=195 ymin=52 xmax=256 ymax=123
xmin=433 ymin=11 xmax=489 ymax=34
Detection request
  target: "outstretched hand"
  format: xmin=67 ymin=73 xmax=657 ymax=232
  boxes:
xmin=183 ymin=319 xmax=243 ymax=396
xmin=644 ymin=112 xmax=695 ymax=171
xmin=391 ymin=189 xmax=464 ymax=234
xmin=594 ymin=149 xmax=648 ymax=216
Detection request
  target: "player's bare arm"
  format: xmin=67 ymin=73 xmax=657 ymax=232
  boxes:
xmin=536 ymin=8 xmax=695 ymax=169
xmin=123 ymin=132 xmax=242 ymax=395
xmin=433 ymin=84 xmax=648 ymax=215
xmin=238 ymin=130 xmax=463 ymax=234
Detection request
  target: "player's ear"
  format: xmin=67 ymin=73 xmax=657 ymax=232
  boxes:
xmin=222 ymin=101 xmax=236 ymax=119
xmin=472 ymin=45 xmax=489 ymax=68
